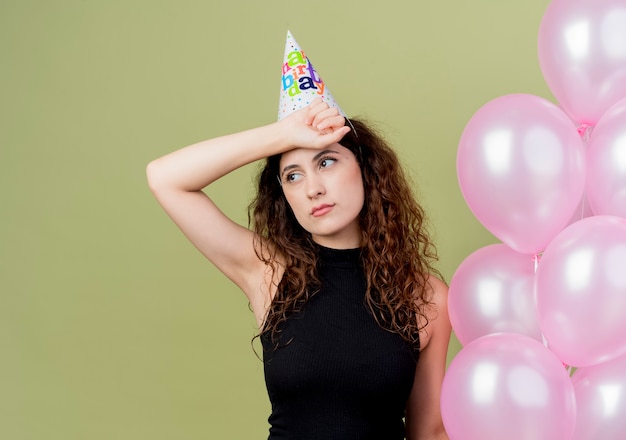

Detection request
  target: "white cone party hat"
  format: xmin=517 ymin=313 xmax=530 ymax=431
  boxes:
xmin=278 ymin=31 xmax=346 ymax=120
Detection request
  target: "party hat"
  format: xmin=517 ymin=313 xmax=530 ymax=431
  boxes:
xmin=278 ymin=31 xmax=346 ymax=120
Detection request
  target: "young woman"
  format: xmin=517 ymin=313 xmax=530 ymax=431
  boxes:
xmin=147 ymin=98 xmax=451 ymax=439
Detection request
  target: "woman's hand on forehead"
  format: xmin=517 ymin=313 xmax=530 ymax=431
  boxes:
xmin=305 ymin=98 xmax=345 ymax=133
xmin=280 ymin=98 xmax=351 ymax=150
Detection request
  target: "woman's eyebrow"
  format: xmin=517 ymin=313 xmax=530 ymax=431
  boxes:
xmin=280 ymin=149 xmax=339 ymax=176
xmin=280 ymin=163 xmax=298 ymax=176
xmin=312 ymin=149 xmax=338 ymax=162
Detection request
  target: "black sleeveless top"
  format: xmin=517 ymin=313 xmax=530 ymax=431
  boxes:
xmin=262 ymin=246 xmax=419 ymax=440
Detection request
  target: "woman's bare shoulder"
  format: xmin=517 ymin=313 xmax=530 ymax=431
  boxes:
xmin=418 ymin=274 xmax=450 ymax=350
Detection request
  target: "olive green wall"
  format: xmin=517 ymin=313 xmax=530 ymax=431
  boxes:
xmin=1 ymin=1 xmax=551 ymax=438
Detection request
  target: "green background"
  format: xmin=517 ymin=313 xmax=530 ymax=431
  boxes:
xmin=2 ymin=0 xmax=552 ymax=438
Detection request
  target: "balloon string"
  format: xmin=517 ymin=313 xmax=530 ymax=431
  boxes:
xmin=577 ymin=195 xmax=587 ymax=222
xmin=532 ymin=252 xmax=570 ymax=372
xmin=533 ymin=253 xmax=550 ymax=350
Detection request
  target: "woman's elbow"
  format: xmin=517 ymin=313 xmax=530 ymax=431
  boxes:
xmin=146 ymin=159 xmax=168 ymax=194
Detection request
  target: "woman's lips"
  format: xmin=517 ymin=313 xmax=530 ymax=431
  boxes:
xmin=311 ymin=204 xmax=334 ymax=217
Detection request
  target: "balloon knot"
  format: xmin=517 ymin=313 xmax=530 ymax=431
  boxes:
xmin=576 ymin=123 xmax=593 ymax=141
xmin=532 ymin=253 xmax=542 ymax=273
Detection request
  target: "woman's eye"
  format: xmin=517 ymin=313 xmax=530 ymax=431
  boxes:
xmin=285 ymin=173 xmax=302 ymax=183
xmin=320 ymin=158 xmax=336 ymax=168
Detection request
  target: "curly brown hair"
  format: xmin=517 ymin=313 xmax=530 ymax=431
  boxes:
xmin=248 ymin=118 xmax=441 ymax=351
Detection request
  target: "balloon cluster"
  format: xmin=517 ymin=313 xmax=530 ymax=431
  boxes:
xmin=441 ymin=1 xmax=626 ymax=439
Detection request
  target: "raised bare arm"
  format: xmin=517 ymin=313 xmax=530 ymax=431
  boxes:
xmin=146 ymin=99 xmax=350 ymax=323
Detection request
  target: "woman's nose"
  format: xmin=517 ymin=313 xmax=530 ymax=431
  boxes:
xmin=306 ymin=175 xmax=325 ymax=198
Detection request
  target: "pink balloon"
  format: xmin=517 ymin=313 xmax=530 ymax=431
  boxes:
xmin=538 ymin=0 xmax=626 ymax=125
xmin=457 ymin=94 xmax=586 ymax=255
xmin=572 ymin=354 xmax=626 ymax=439
xmin=586 ymin=96 xmax=626 ymax=217
xmin=441 ymin=333 xmax=577 ymax=440
xmin=449 ymin=244 xmax=542 ymax=346
xmin=536 ymin=215 xmax=626 ymax=367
